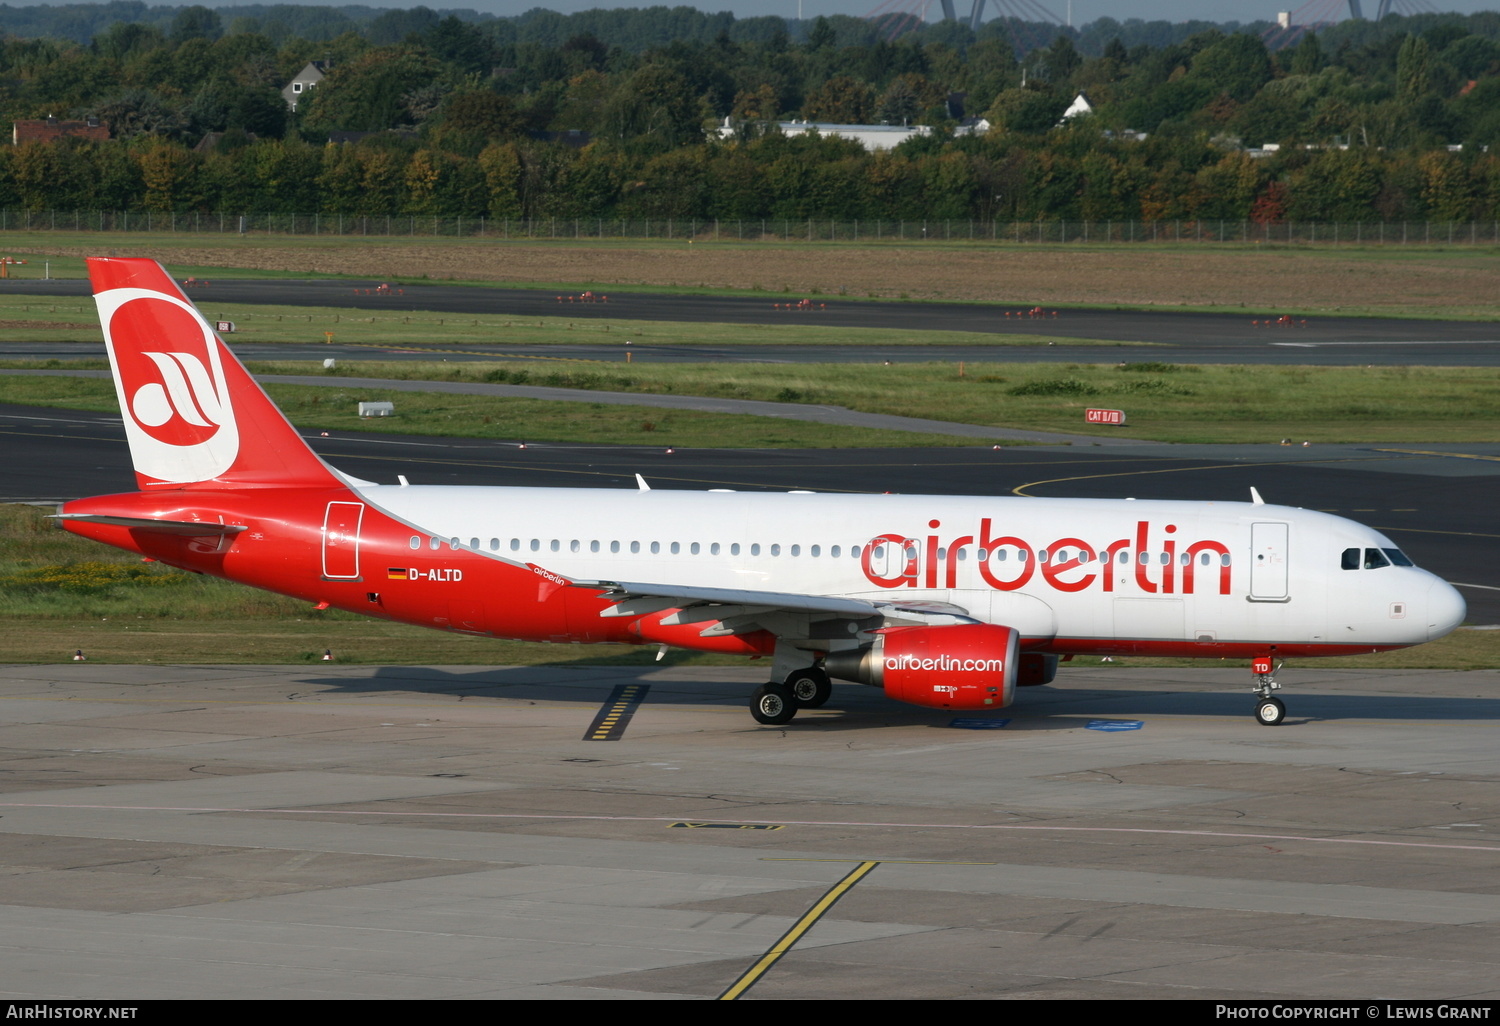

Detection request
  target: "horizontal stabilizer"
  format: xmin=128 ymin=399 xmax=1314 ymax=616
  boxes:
xmin=51 ymin=514 xmax=248 ymax=537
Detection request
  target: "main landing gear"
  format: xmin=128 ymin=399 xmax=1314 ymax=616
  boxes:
xmin=749 ymin=666 xmax=832 ymax=725
xmin=1252 ymin=656 xmax=1286 ymax=726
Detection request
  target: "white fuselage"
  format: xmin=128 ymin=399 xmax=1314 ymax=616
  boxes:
xmin=359 ymin=485 xmax=1465 ymax=653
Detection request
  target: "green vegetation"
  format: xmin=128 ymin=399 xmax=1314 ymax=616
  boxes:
xmin=2 ymin=7 xmax=1499 ymax=224
xmin=7 ymin=357 xmax=1500 ymax=444
xmin=0 ymin=372 xmax=987 ymax=449
xmin=1 ymin=504 xmax=1488 ymax=669
xmin=256 ymin=358 xmax=1500 ymax=444
xmin=0 ymin=292 xmax=1122 ymax=347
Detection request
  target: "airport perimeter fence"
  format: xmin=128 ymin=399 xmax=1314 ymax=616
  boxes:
xmin=4 ymin=209 xmax=1500 ymax=245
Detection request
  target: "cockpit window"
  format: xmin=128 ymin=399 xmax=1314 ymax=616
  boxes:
xmin=1363 ymin=548 xmax=1391 ymax=569
xmin=1341 ymin=548 xmax=1360 ymax=571
xmin=1383 ymin=548 xmax=1414 ymax=567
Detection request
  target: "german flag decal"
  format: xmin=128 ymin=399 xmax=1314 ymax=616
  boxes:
xmin=387 ymin=568 xmax=410 ymax=580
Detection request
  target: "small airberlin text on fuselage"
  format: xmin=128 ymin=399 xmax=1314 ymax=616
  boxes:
xmin=861 ymin=518 xmax=1233 ymax=595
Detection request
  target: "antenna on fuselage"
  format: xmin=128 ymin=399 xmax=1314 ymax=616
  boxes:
xmin=635 ymin=474 xmax=651 ymax=491
xmin=1250 ymin=487 xmax=1265 ymax=505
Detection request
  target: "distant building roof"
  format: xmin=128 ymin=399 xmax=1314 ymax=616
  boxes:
xmin=13 ymin=116 xmax=108 ymax=145
xmin=718 ymin=118 xmax=931 ymax=151
xmin=282 ymin=60 xmax=330 ymax=112
xmin=1060 ymin=93 xmax=1093 ymax=122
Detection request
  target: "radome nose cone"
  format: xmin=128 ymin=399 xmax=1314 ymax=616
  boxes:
xmin=1428 ymin=579 xmax=1467 ymax=641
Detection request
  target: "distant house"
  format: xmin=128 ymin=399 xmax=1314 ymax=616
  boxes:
xmin=718 ymin=118 xmax=931 ymax=152
xmin=1059 ymin=93 xmax=1093 ymax=123
xmin=12 ymin=116 xmax=108 ymax=145
xmin=282 ymin=60 xmax=330 ymax=112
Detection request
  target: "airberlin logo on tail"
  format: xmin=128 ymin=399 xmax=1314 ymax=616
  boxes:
xmin=95 ymin=287 xmax=240 ymax=483
xmin=129 ymin=351 xmax=226 ymax=445
xmin=862 ymin=518 xmax=1233 ymax=596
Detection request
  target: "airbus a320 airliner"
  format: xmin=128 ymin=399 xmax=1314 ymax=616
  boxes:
xmin=56 ymin=259 xmax=1466 ymax=727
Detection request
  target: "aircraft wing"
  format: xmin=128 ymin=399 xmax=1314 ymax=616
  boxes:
xmin=577 ymin=580 xmax=972 ymax=640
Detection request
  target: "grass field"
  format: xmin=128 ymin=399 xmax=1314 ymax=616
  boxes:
xmin=0 ymin=372 xmax=990 ymax=449
xmin=7 ymin=356 xmax=1499 ymax=445
xmin=2 ymin=504 xmax=1490 ymax=670
xmin=0 ymin=292 xmax=1124 ymax=348
xmin=0 ymin=232 xmax=1496 ymax=318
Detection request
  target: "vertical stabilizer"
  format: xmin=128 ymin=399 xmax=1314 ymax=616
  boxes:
xmin=88 ymin=258 xmax=339 ymax=490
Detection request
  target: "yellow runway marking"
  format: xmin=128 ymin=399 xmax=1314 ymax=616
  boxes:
xmin=718 ymin=860 xmax=879 ymax=1001
xmin=717 ymin=857 xmax=996 ymax=1000
xmin=584 ymin=683 xmax=648 ymax=741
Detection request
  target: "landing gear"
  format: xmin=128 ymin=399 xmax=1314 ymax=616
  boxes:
xmin=786 ymin=667 xmax=832 ymax=708
xmin=1252 ymin=656 xmax=1286 ymax=726
xmin=749 ymin=682 xmax=797 ymax=725
xmin=748 ymin=666 xmax=832 ymax=725
xmin=1255 ymin=697 xmax=1286 ymax=726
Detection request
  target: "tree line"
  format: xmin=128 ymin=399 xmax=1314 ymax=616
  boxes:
xmin=1 ymin=5 xmax=1498 ymax=222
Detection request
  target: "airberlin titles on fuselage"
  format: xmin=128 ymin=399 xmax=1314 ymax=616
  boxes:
xmin=861 ymin=518 xmax=1233 ymax=595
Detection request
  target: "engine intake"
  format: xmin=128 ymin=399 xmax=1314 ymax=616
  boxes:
xmin=825 ymin=623 xmax=1020 ymax=710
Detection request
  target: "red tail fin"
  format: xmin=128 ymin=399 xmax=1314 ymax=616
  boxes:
xmin=89 ymin=258 xmax=339 ymax=490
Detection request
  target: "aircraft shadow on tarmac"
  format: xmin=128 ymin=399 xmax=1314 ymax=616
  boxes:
xmin=294 ymin=665 xmax=1500 ymax=729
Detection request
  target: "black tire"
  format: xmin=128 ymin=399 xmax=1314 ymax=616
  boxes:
xmin=750 ymin=683 xmax=797 ymax=725
xmin=1255 ymin=697 xmax=1286 ymax=726
xmin=786 ymin=669 xmax=832 ymax=709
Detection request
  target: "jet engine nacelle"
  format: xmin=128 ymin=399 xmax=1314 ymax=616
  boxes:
xmin=824 ymin=623 xmax=1019 ymax=711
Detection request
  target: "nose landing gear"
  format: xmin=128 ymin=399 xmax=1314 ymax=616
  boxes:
xmin=1252 ymin=654 xmax=1285 ymax=726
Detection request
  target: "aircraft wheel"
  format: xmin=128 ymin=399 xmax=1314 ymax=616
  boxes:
xmin=1255 ymin=697 xmax=1286 ymax=726
xmin=786 ymin=668 xmax=832 ymax=708
xmin=750 ymin=683 xmax=797 ymax=725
